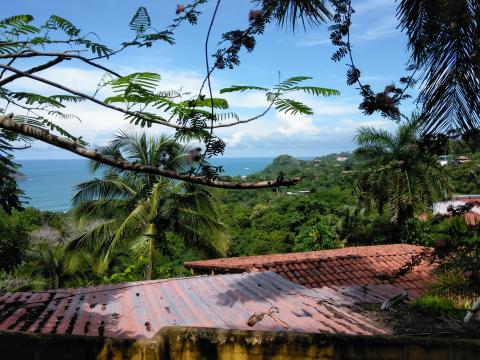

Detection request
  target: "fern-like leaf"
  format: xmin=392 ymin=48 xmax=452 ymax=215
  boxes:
xmin=75 ymin=39 xmax=112 ymax=57
xmin=286 ymin=86 xmax=340 ymax=96
xmin=220 ymin=85 xmax=269 ymax=93
xmin=275 ymin=98 xmax=313 ymax=115
xmin=181 ymin=98 xmax=229 ymax=109
xmin=50 ymin=95 xmax=87 ymax=103
xmin=12 ymin=92 xmax=64 ymax=108
xmin=130 ymin=7 xmax=151 ymax=34
xmin=11 ymin=93 xmax=86 ymax=108
xmin=0 ymin=15 xmax=34 ymax=28
xmin=215 ymin=112 xmax=239 ymax=121
xmin=277 ymin=76 xmax=312 ymax=90
xmin=44 ymin=15 xmax=80 ymax=36
xmin=109 ymin=72 xmax=161 ymax=94
xmin=143 ymin=31 xmax=175 ymax=45
xmin=0 ymin=15 xmax=39 ymax=36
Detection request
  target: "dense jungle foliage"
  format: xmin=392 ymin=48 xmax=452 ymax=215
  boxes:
xmin=1 ymin=135 xmax=480 ymax=292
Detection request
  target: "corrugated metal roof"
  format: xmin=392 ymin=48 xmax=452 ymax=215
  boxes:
xmin=185 ymin=244 xmax=434 ymax=297
xmin=0 ymin=272 xmax=390 ymax=339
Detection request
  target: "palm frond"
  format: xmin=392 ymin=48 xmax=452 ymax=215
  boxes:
xmin=104 ymin=202 xmax=148 ymax=261
xmin=72 ymin=177 xmax=135 ymax=205
xmin=258 ymin=0 xmax=331 ymax=30
xmin=398 ymin=0 xmax=480 ymax=133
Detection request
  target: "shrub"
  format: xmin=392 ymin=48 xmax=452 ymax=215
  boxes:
xmin=294 ymin=216 xmax=344 ymax=251
xmin=412 ymin=295 xmax=457 ymax=316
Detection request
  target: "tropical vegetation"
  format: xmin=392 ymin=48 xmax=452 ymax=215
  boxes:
xmin=68 ymin=130 xmax=228 ymax=280
xmin=353 ymin=117 xmax=453 ymax=226
xmin=1 ymin=0 xmax=480 ymax=325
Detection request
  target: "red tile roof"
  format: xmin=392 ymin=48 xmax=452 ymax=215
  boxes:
xmin=0 ymin=272 xmax=391 ymax=338
xmin=185 ymin=244 xmax=434 ymax=298
xmin=463 ymin=212 xmax=480 ymax=226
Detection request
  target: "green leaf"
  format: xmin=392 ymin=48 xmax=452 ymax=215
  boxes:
xmin=220 ymin=85 xmax=269 ymax=93
xmin=50 ymin=95 xmax=87 ymax=103
xmin=181 ymin=98 xmax=229 ymax=109
xmin=275 ymin=98 xmax=313 ymax=115
xmin=11 ymin=114 xmax=83 ymax=143
xmin=287 ymin=86 xmax=340 ymax=96
xmin=215 ymin=112 xmax=239 ymax=121
xmin=0 ymin=15 xmax=39 ymax=36
xmin=277 ymin=76 xmax=313 ymax=90
xmin=109 ymin=72 xmax=161 ymax=94
xmin=11 ymin=93 xmax=86 ymax=108
xmin=0 ymin=43 xmax=22 ymax=55
xmin=44 ymin=15 xmax=80 ymax=36
xmin=75 ymin=39 xmax=112 ymax=57
xmin=143 ymin=31 xmax=175 ymax=45
xmin=153 ymin=97 xmax=178 ymax=111
xmin=12 ymin=92 xmax=64 ymax=108
xmin=130 ymin=7 xmax=151 ymax=34
xmin=0 ymin=15 xmax=34 ymax=28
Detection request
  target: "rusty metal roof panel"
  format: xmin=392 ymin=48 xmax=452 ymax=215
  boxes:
xmin=0 ymin=272 xmax=390 ymax=339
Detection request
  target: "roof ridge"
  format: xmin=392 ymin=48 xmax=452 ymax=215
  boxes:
xmin=185 ymin=244 xmax=427 ymax=268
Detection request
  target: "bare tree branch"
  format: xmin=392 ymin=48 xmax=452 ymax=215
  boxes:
xmin=0 ymin=57 xmax=65 ymax=87
xmin=212 ymin=98 xmax=277 ymax=128
xmin=0 ymin=114 xmax=300 ymax=189
xmin=0 ymin=143 xmax=31 ymax=150
xmin=0 ymin=51 xmax=122 ymax=77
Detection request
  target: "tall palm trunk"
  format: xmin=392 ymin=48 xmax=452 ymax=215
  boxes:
xmin=145 ymin=223 xmax=156 ymax=280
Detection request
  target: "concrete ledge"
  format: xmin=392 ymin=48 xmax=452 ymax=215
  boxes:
xmin=0 ymin=327 xmax=479 ymax=359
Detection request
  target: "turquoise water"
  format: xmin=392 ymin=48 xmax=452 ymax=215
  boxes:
xmin=17 ymin=158 xmax=285 ymax=212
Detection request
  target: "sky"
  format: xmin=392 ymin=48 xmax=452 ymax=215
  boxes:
xmin=3 ymin=0 xmax=416 ymax=159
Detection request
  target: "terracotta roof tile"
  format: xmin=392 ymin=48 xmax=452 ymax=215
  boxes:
xmin=185 ymin=244 xmax=435 ymax=297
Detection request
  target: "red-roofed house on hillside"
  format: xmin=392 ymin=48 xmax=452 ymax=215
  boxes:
xmin=430 ymin=195 xmax=480 ymax=226
xmin=185 ymin=244 xmax=435 ymax=298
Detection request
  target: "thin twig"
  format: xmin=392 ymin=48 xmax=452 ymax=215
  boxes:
xmin=195 ymin=0 xmax=223 ymax=176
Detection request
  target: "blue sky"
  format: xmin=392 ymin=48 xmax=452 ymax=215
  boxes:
xmin=4 ymin=0 xmax=415 ymax=159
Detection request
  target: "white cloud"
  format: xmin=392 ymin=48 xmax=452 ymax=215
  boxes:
xmin=277 ymin=112 xmax=320 ymax=136
xmin=5 ymin=63 xmax=398 ymax=158
xmin=224 ymin=131 xmax=245 ymax=147
xmin=223 ymin=92 xmax=270 ymax=109
xmin=356 ymin=14 xmax=399 ymax=42
xmin=10 ymin=66 xmax=108 ymax=95
xmin=296 ymin=37 xmax=331 ymax=47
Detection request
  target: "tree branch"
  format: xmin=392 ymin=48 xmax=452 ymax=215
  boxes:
xmin=0 ymin=114 xmax=300 ymax=189
xmin=0 ymin=57 xmax=65 ymax=87
xmin=0 ymin=62 xmax=279 ymax=130
xmin=0 ymin=63 xmax=176 ymax=128
xmin=212 ymin=97 xmax=276 ymax=128
xmin=0 ymin=51 xmax=122 ymax=77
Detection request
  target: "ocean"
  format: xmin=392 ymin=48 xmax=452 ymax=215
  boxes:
xmin=17 ymin=158 xmax=292 ymax=212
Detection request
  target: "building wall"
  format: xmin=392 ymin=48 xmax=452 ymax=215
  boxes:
xmin=0 ymin=327 xmax=478 ymax=360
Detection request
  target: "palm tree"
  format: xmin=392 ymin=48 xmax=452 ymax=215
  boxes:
xmin=12 ymin=242 xmax=86 ymax=290
xmin=68 ymin=130 xmax=228 ymax=279
xmin=267 ymin=0 xmax=480 ymax=133
xmin=354 ymin=117 xmax=453 ymax=226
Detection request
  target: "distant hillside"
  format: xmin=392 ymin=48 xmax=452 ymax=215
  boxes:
xmin=242 ymin=152 xmax=355 ymax=190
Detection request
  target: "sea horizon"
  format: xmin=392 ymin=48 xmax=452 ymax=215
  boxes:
xmin=17 ymin=156 xmax=314 ymax=212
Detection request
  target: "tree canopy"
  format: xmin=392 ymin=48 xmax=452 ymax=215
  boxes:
xmin=1 ymin=0 xmax=479 ymax=206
